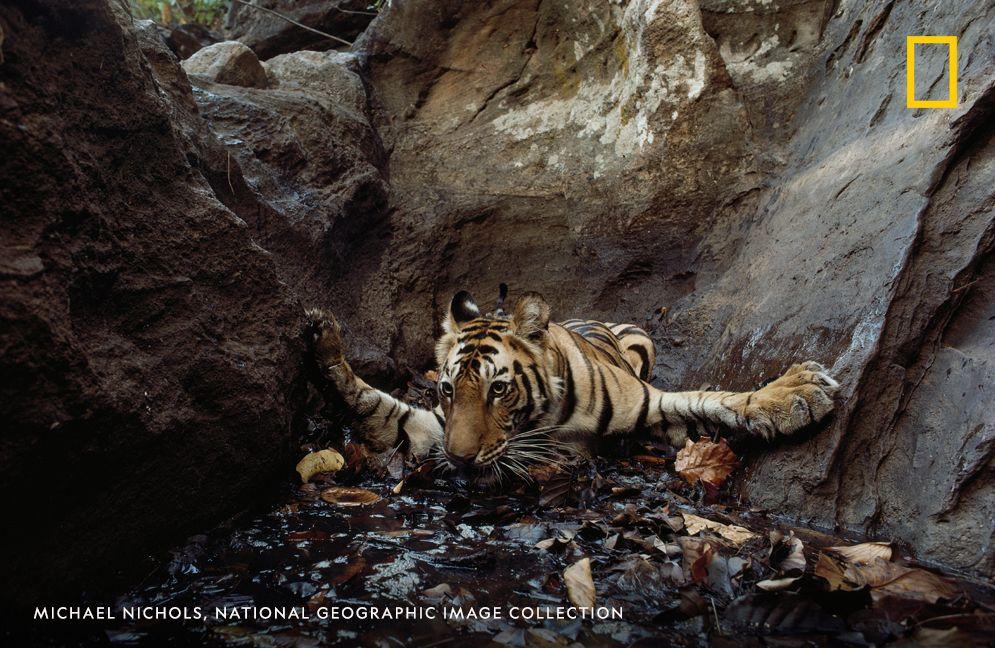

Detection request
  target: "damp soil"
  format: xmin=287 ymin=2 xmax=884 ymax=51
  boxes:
xmin=30 ymin=431 xmax=995 ymax=648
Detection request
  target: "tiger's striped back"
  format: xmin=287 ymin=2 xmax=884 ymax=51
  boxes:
xmin=559 ymin=319 xmax=655 ymax=382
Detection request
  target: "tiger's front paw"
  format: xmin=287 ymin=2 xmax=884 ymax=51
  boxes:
xmin=745 ymin=361 xmax=839 ymax=439
xmin=304 ymin=308 xmax=345 ymax=370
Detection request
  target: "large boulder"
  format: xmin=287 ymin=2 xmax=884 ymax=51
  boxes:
xmin=224 ymin=0 xmax=375 ymax=60
xmin=164 ymin=22 xmax=221 ymax=59
xmin=184 ymin=48 xmax=392 ymax=377
xmin=0 ymin=1 xmax=306 ymax=605
xmin=182 ymin=40 xmax=269 ymax=88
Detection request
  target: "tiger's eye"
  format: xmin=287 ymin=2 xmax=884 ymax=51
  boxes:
xmin=439 ymin=382 xmax=453 ymax=397
xmin=490 ymin=382 xmax=508 ymax=397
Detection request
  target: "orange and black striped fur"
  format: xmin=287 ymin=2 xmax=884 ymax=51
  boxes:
xmin=306 ymin=289 xmax=838 ymax=486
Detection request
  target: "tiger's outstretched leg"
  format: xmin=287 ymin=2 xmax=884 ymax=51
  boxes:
xmin=544 ymin=322 xmax=838 ymax=447
xmin=645 ymin=361 xmax=839 ymax=445
xmin=305 ymin=309 xmax=442 ymax=458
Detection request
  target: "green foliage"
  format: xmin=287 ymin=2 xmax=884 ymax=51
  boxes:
xmin=130 ymin=0 xmax=230 ymax=29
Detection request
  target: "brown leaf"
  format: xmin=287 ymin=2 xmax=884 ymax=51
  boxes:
xmin=678 ymin=588 xmax=709 ymax=618
xmin=424 ymin=370 xmax=439 ymax=382
xmin=631 ymin=454 xmax=669 ymax=466
xmin=391 ymin=461 xmax=435 ymax=494
xmin=611 ymin=503 xmax=642 ymax=527
xmin=678 ymin=537 xmax=714 ymax=584
xmin=844 ymin=557 xmax=960 ymax=603
xmin=673 ymin=438 xmax=739 ymax=487
xmin=339 ymin=442 xmax=371 ymax=479
xmin=563 ymin=557 xmax=596 ymax=609
xmin=528 ymin=462 xmax=565 ymax=483
xmin=320 ymin=486 xmax=380 ymax=507
xmin=422 ymin=583 xmax=453 ymax=600
xmin=295 ymin=449 xmax=345 ymax=483
xmin=814 ymin=552 xmax=852 ymax=591
xmin=535 ymin=529 xmax=575 ymax=552
xmin=682 ymin=513 xmax=758 ymax=545
xmin=827 ymin=541 xmax=892 ymax=565
xmin=769 ymin=530 xmax=806 ymax=575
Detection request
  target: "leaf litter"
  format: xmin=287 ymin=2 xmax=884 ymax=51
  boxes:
xmin=83 ymin=374 xmax=995 ymax=647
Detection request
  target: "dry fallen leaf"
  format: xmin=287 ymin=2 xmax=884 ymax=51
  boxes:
xmin=682 ymin=513 xmax=758 ymax=545
xmin=536 ymin=529 xmax=576 ymax=551
xmin=320 ymin=486 xmax=380 ymax=507
xmin=674 ymin=438 xmax=739 ymax=487
xmin=295 ymin=449 xmax=345 ymax=483
xmin=769 ymin=530 xmax=806 ymax=575
xmin=827 ymin=541 xmax=892 ymax=565
xmin=678 ymin=537 xmax=715 ymax=584
xmin=563 ymin=557 xmax=596 ymax=608
xmin=814 ymin=552 xmax=853 ymax=591
xmin=844 ymin=557 xmax=960 ymax=603
xmin=391 ymin=461 xmax=435 ymax=494
xmin=756 ymin=576 xmax=801 ymax=591
xmin=422 ymin=583 xmax=453 ymax=600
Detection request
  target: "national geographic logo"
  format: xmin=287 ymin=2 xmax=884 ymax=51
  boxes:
xmin=906 ymin=35 xmax=958 ymax=109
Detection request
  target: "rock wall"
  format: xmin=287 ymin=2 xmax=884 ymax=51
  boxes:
xmin=0 ymin=0 xmax=310 ymax=604
xmin=345 ymin=0 xmax=994 ymax=575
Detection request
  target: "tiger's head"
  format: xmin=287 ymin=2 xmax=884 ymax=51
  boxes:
xmin=434 ymin=289 xmax=559 ymax=483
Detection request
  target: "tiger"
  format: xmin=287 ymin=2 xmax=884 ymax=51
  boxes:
xmin=305 ymin=288 xmax=839 ymax=487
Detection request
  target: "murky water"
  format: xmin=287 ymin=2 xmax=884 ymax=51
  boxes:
xmin=28 ymin=435 xmax=993 ymax=647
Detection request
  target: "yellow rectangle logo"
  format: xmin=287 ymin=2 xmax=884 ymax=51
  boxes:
xmin=906 ymin=36 xmax=958 ymax=108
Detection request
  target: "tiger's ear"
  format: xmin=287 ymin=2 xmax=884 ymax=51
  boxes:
xmin=512 ymin=291 xmax=550 ymax=342
xmin=444 ymin=290 xmax=480 ymax=334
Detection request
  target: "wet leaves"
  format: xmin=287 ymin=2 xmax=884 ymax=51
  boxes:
xmin=843 ymin=557 xmax=960 ymax=603
xmin=391 ymin=460 xmax=435 ymax=494
xmin=563 ymin=557 xmax=596 ymax=609
xmin=682 ymin=513 xmax=757 ymax=545
xmin=295 ymin=449 xmax=344 ymax=483
xmin=319 ymin=486 xmax=380 ymax=506
xmin=104 ymin=449 xmax=994 ymax=648
xmin=674 ymin=438 xmax=739 ymax=487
